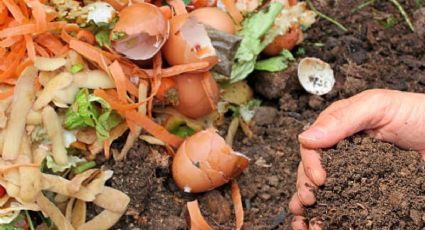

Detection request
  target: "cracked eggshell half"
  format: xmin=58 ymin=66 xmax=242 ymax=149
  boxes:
xmin=298 ymin=57 xmax=335 ymax=96
xmin=111 ymin=3 xmax=169 ymax=60
xmin=172 ymin=129 xmax=249 ymax=193
xmin=189 ymin=7 xmax=236 ymax=34
xmin=162 ymin=15 xmax=218 ymax=69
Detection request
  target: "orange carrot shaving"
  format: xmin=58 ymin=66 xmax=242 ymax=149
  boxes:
xmin=34 ymin=43 xmax=50 ymax=57
xmin=24 ymin=35 xmax=35 ymax=61
xmin=26 ymin=0 xmax=47 ymax=33
xmin=0 ymin=87 xmax=14 ymax=100
xmin=46 ymin=11 xmax=58 ymax=22
xmin=186 ymin=200 xmax=214 ymax=230
xmin=125 ymin=110 xmax=183 ymax=148
xmin=76 ymin=29 xmax=95 ymax=45
xmin=0 ymin=23 xmax=36 ymax=38
xmin=69 ymin=39 xmax=110 ymax=71
xmin=109 ymin=61 xmax=128 ymax=102
xmin=126 ymin=119 xmax=137 ymax=135
xmin=3 ymin=78 xmax=17 ymax=85
xmin=125 ymin=77 xmax=139 ymax=97
xmin=15 ymin=59 xmax=33 ymax=77
xmin=167 ymin=0 xmax=188 ymax=15
xmin=221 ymin=0 xmax=243 ymax=24
xmin=3 ymin=0 xmax=26 ymax=24
xmin=17 ymin=0 xmax=29 ymax=20
xmin=0 ymin=42 xmax=25 ymax=81
xmin=142 ymin=61 xmax=209 ymax=78
xmin=35 ymin=33 xmax=67 ymax=56
xmin=0 ymin=35 xmax=23 ymax=48
xmin=60 ymin=24 xmax=80 ymax=43
xmin=165 ymin=144 xmax=176 ymax=158
xmin=0 ymin=2 xmax=8 ymax=25
xmin=94 ymin=89 xmax=145 ymax=111
xmin=103 ymin=140 xmax=111 ymax=159
xmin=231 ymin=180 xmax=244 ymax=230
xmin=159 ymin=6 xmax=172 ymax=19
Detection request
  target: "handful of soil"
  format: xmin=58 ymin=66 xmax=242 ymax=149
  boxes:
xmin=305 ymin=135 xmax=425 ymax=229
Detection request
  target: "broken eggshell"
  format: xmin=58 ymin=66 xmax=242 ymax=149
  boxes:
xmin=297 ymin=57 xmax=335 ymax=96
xmin=189 ymin=7 xmax=236 ymax=34
xmin=111 ymin=3 xmax=169 ymax=60
xmin=173 ymin=71 xmax=220 ymax=119
xmin=162 ymin=15 xmax=218 ymax=69
xmin=172 ymin=129 xmax=249 ymax=193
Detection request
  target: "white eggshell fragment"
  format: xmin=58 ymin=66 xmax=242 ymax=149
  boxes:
xmin=86 ymin=2 xmax=116 ymax=24
xmin=297 ymin=57 xmax=335 ymax=96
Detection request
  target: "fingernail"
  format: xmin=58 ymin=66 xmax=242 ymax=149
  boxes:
xmin=311 ymin=169 xmax=326 ymax=186
xmin=299 ymin=128 xmax=325 ymax=142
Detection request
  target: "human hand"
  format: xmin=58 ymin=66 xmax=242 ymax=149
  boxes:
xmin=289 ymin=89 xmax=425 ymax=229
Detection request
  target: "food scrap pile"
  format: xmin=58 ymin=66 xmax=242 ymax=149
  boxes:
xmin=0 ymin=0 xmax=316 ymax=228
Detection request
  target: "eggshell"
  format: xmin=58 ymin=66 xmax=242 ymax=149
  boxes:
xmin=111 ymin=3 xmax=169 ymax=60
xmin=190 ymin=7 xmax=235 ymax=34
xmin=172 ymin=129 xmax=249 ymax=193
xmin=297 ymin=57 xmax=335 ymax=95
xmin=173 ymin=72 xmax=219 ymax=119
xmin=263 ymin=24 xmax=302 ymax=56
xmin=162 ymin=15 xmax=217 ymax=68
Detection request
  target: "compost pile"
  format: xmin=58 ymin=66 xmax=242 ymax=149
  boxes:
xmin=306 ymin=135 xmax=425 ymax=229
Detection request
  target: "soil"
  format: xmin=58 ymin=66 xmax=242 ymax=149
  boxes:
xmin=305 ymin=135 xmax=425 ymax=229
xmin=95 ymin=0 xmax=425 ymax=229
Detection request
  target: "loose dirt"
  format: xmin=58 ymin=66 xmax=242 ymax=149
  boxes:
xmin=102 ymin=0 xmax=425 ymax=229
xmin=305 ymin=135 xmax=425 ymax=229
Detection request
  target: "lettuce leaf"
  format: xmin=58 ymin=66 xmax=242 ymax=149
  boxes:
xmin=254 ymin=49 xmax=295 ymax=72
xmin=230 ymin=2 xmax=283 ymax=82
xmin=64 ymin=89 xmax=122 ymax=140
xmin=46 ymin=155 xmax=85 ymax=173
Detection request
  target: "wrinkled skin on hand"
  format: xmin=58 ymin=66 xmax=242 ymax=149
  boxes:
xmin=289 ymin=89 xmax=425 ymax=230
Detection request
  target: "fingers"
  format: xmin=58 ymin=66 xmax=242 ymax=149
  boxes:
xmin=296 ymin=162 xmax=317 ymax=205
xmin=289 ymin=193 xmax=304 ymax=215
xmin=291 ymin=216 xmax=308 ymax=230
xmin=300 ymin=146 xmax=326 ymax=186
xmin=299 ymin=90 xmax=394 ymax=149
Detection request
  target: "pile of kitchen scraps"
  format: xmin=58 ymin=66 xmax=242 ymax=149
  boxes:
xmin=306 ymin=135 xmax=425 ymax=229
xmin=0 ymin=0 xmax=318 ymax=228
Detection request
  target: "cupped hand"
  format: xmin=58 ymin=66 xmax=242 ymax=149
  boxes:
xmin=289 ymin=89 xmax=425 ymax=230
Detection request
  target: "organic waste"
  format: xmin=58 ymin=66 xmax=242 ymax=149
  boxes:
xmin=0 ymin=0 xmax=317 ymax=228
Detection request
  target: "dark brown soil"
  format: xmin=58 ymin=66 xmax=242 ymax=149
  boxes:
xmin=305 ymin=135 xmax=425 ymax=229
xmin=102 ymin=0 xmax=425 ymax=229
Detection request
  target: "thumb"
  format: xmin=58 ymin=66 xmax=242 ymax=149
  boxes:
xmin=299 ymin=91 xmax=393 ymax=149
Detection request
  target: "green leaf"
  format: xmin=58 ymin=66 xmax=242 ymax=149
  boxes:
xmin=64 ymin=89 xmax=97 ymax=130
xmin=95 ymin=30 xmax=111 ymax=47
xmin=171 ymin=126 xmax=195 ymax=138
xmin=70 ymin=64 xmax=84 ymax=74
xmin=255 ymin=57 xmax=289 ymax=72
xmin=111 ymin=31 xmax=127 ymax=41
xmin=46 ymin=155 xmax=85 ymax=173
xmin=0 ymin=212 xmax=27 ymax=230
xmin=380 ymin=15 xmax=398 ymax=29
xmin=230 ymin=2 xmax=283 ymax=82
xmin=254 ymin=49 xmax=294 ymax=72
xmin=64 ymin=89 xmax=123 ymax=141
xmin=239 ymin=99 xmax=261 ymax=123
